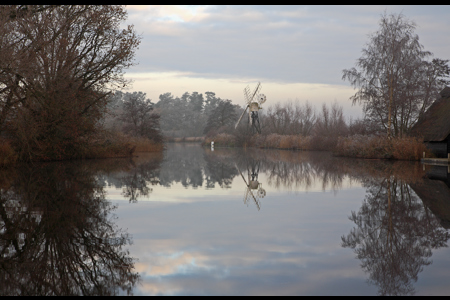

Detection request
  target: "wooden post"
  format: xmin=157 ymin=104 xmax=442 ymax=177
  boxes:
xmin=448 ymin=138 xmax=450 ymax=161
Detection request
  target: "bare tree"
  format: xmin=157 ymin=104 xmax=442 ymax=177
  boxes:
xmin=342 ymin=12 xmax=449 ymax=139
xmin=0 ymin=5 xmax=140 ymax=160
xmin=264 ymin=100 xmax=316 ymax=136
xmin=313 ymin=101 xmax=347 ymax=137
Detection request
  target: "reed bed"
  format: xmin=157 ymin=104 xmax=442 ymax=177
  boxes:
xmin=252 ymin=134 xmax=312 ymax=150
xmin=335 ymin=135 xmax=433 ymax=160
xmin=205 ymin=132 xmax=432 ymax=161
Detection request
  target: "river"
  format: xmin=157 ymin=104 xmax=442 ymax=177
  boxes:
xmin=1 ymin=143 xmax=449 ymax=295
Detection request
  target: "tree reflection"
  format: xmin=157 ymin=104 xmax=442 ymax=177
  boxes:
xmin=119 ymin=154 xmax=162 ymax=203
xmin=0 ymin=161 xmax=140 ymax=295
xmin=203 ymin=149 xmax=239 ymax=189
xmin=96 ymin=153 xmax=162 ymax=203
xmin=235 ymin=149 xmax=353 ymax=193
xmin=158 ymin=144 xmax=205 ymax=188
xmin=341 ymin=169 xmax=450 ymax=296
xmin=156 ymin=144 xmax=239 ymax=189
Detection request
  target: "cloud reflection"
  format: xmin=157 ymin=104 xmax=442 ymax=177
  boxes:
xmin=102 ymin=144 xmax=450 ymax=295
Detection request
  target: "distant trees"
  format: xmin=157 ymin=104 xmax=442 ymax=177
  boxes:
xmin=154 ymin=91 xmax=237 ymax=138
xmin=203 ymin=100 xmax=238 ymax=135
xmin=313 ymin=102 xmax=347 ymax=137
xmin=0 ymin=5 xmax=140 ymax=160
xmin=342 ymin=12 xmax=450 ymax=138
xmin=264 ymin=100 xmax=316 ymax=136
xmin=110 ymin=91 xmax=163 ymax=143
xmin=262 ymin=100 xmax=347 ymax=137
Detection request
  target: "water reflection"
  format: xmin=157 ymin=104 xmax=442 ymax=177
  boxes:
xmin=0 ymin=159 xmax=156 ymax=295
xmin=410 ymin=166 xmax=450 ymax=229
xmin=137 ymin=144 xmax=360 ymax=194
xmin=236 ymin=158 xmax=266 ymax=211
xmin=341 ymin=162 xmax=450 ymax=296
xmin=151 ymin=145 xmax=450 ymax=295
xmin=99 ymin=153 xmax=162 ymax=203
xmin=3 ymin=144 xmax=449 ymax=295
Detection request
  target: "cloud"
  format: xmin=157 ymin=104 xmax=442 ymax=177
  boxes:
xmin=127 ymin=5 xmax=449 ymax=79
xmin=120 ymin=5 xmax=450 ymax=119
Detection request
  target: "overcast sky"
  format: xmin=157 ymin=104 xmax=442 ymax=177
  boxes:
xmin=122 ymin=5 xmax=450 ymax=119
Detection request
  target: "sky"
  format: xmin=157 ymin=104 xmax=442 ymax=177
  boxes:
xmin=121 ymin=5 xmax=450 ymax=119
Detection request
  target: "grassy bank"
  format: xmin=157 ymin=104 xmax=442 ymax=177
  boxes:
xmin=204 ymin=133 xmax=332 ymax=151
xmin=0 ymin=132 xmax=164 ymax=167
xmin=165 ymin=136 xmax=205 ymax=143
xmin=203 ymin=132 xmax=433 ymax=161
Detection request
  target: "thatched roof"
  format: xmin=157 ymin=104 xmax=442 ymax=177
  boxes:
xmin=411 ymin=86 xmax=450 ymax=142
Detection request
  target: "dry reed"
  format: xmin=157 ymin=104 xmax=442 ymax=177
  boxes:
xmin=335 ymin=135 xmax=433 ymax=160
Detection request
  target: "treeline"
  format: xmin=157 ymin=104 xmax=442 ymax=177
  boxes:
xmin=204 ymin=100 xmax=372 ymax=150
xmin=204 ymin=99 xmax=434 ymax=160
xmin=102 ymin=90 xmax=240 ymax=141
xmin=152 ymin=91 xmax=240 ymax=139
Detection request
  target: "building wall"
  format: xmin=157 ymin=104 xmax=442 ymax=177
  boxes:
xmin=448 ymin=138 xmax=450 ymax=156
xmin=426 ymin=141 xmax=448 ymax=158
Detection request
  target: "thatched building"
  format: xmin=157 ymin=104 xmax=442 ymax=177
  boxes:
xmin=411 ymin=86 xmax=450 ymax=158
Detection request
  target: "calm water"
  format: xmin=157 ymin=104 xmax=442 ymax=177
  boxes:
xmin=1 ymin=143 xmax=450 ymax=295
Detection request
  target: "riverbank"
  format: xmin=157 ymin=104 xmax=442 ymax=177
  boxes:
xmin=0 ymin=133 xmax=164 ymax=168
xmin=203 ymin=133 xmax=435 ymax=161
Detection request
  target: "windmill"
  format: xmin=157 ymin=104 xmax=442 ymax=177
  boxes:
xmin=235 ymin=161 xmax=266 ymax=211
xmin=235 ymin=82 xmax=266 ymax=134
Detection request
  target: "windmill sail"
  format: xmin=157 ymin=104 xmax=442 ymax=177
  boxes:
xmin=250 ymin=82 xmax=261 ymax=102
xmin=235 ymin=105 xmax=249 ymax=129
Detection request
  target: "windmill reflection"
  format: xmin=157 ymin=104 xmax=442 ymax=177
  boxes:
xmin=236 ymin=159 xmax=266 ymax=211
